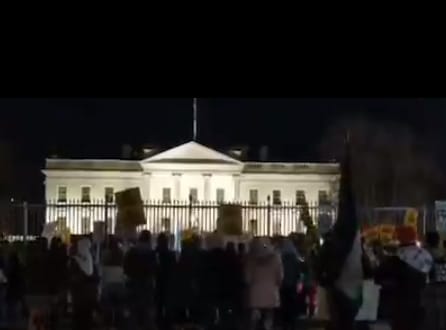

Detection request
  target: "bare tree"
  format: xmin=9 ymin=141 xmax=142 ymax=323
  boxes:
xmin=319 ymin=116 xmax=442 ymax=207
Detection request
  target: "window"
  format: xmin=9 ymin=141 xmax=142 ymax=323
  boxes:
xmin=296 ymin=190 xmax=306 ymax=205
xmin=57 ymin=186 xmax=67 ymax=203
xmin=105 ymin=187 xmax=114 ymax=203
xmin=319 ymin=190 xmax=329 ymax=205
xmin=162 ymin=188 xmax=171 ymax=203
xmin=249 ymin=219 xmax=258 ymax=235
xmin=272 ymin=190 xmax=281 ymax=205
xmin=249 ymin=189 xmax=258 ymax=205
xmin=81 ymin=186 xmax=91 ymax=203
xmin=189 ymin=188 xmax=198 ymax=203
xmin=216 ymin=189 xmax=225 ymax=204
xmin=81 ymin=216 xmax=91 ymax=234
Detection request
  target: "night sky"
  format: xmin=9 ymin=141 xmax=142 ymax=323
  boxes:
xmin=0 ymin=98 xmax=445 ymax=202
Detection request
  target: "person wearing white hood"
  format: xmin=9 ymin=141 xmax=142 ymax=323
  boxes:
xmin=69 ymin=238 xmax=99 ymax=330
xmin=245 ymin=237 xmax=283 ymax=330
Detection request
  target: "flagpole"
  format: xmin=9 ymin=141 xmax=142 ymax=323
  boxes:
xmin=193 ymin=98 xmax=197 ymax=141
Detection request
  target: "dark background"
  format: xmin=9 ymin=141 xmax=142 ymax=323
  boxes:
xmin=0 ymin=98 xmax=444 ymax=202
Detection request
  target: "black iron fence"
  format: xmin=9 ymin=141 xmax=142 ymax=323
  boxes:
xmin=0 ymin=200 xmax=437 ymax=241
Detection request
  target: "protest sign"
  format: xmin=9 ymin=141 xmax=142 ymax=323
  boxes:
xmin=115 ymin=188 xmax=146 ymax=240
xmin=217 ymin=204 xmax=243 ymax=235
xmin=41 ymin=221 xmax=58 ymax=242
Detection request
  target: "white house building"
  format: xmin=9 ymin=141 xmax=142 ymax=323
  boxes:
xmin=43 ymin=141 xmax=340 ymax=236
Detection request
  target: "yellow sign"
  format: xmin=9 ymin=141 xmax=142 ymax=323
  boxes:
xmin=404 ymin=208 xmax=418 ymax=229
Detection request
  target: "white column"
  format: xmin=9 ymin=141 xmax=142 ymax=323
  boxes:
xmin=142 ymin=173 xmax=151 ymax=201
xmin=173 ymin=173 xmax=182 ymax=201
xmin=203 ymin=174 xmax=212 ymax=201
xmin=233 ymin=174 xmax=240 ymax=201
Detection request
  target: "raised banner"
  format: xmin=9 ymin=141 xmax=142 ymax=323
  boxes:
xmin=217 ymin=204 xmax=243 ymax=235
xmin=115 ymin=188 xmax=146 ymax=228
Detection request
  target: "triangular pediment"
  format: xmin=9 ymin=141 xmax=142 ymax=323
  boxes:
xmin=141 ymin=141 xmax=242 ymax=165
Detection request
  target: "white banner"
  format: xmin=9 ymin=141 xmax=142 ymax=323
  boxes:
xmin=315 ymin=280 xmax=381 ymax=321
xmin=435 ymin=201 xmax=446 ymax=232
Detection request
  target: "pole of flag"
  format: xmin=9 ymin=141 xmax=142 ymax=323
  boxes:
xmin=193 ymin=98 xmax=198 ymax=141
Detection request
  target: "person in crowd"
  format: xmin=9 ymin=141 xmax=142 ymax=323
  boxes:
xmin=154 ymin=232 xmax=177 ymax=330
xmin=47 ymin=237 xmax=68 ymax=329
xmin=0 ymin=240 xmax=8 ymax=326
xmin=220 ymin=241 xmax=244 ymax=329
xmin=375 ymin=226 xmax=432 ymax=330
xmin=196 ymin=233 xmax=225 ymax=328
xmin=169 ymin=235 xmax=203 ymax=327
xmin=422 ymin=231 xmax=446 ymax=330
xmin=238 ymin=242 xmax=246 ymax=260
xmin=69 ymin=238 xmax=99 ymax=330
xmin=279 ymin=238 xmax=304 ymax=330
xmin=5 ymin=249 xmax=26 ymax=326
xmin=26 ymin=237 xmax=52 ymax=330
xmin=123 ymin=230 xmax=156 ymax=330
xmin=101 ymin=236 xmax=126 ymax=330
xmin=245 ymin=237 xmax=283 ymax=330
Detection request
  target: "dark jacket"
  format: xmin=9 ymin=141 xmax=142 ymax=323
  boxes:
xmin=6 ymin=253 xmax=25 ymax=302
xmin=375 ymin=254 xmax=427 ymax=328
xmin=69 ymin=257 xmax=99 ymax=306
xmin=123 ymin=243 xmax=156 ymax=284
xmin=154 ymin=247 xmax=176 ymax=304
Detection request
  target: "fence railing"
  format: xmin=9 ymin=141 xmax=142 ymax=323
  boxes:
xmin=0 ymin=199 xmax=337 ymax=240
xmin=0 ymin=200 xmax=438 ymax=241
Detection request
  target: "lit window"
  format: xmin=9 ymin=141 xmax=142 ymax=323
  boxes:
xmin=81 ymin=187 xmax=91 ymax=203
xmin=57 ymin=186 xmax=67 ymax=203
xmin=249 ymin=189 xmax=258 ymax=205
xmin=81 ymin=217 xmax=91 ymax=234
xmin=162 ymin=188 xmax=171 ymax=203
xmin=272 ymin=190 xmax=281 ymax=205
xmin=189 ymin=188 xmax=198 ymax=203
xmin=105 ymin=187 xmax=114 ymax=203
xmin=216 ymin=189 xmax=225 ymax=204
xmin=319 ymin=190 xmax=329 ymax=205
xmin=296 ymin=190 xmax=306 ymax=205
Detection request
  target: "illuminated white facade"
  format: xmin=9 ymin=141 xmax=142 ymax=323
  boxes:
xmin=43 ymin=141 xmax=339 ymax=235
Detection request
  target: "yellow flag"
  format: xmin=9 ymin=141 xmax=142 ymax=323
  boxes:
xmin=404 ymin=208 xmax=418 ymax=229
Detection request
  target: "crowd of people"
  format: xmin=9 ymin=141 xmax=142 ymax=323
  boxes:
xmin=1 ymin=225 xmax=446 ymax=330
xmin=0 ymin=231 xmax=316 ymax=330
